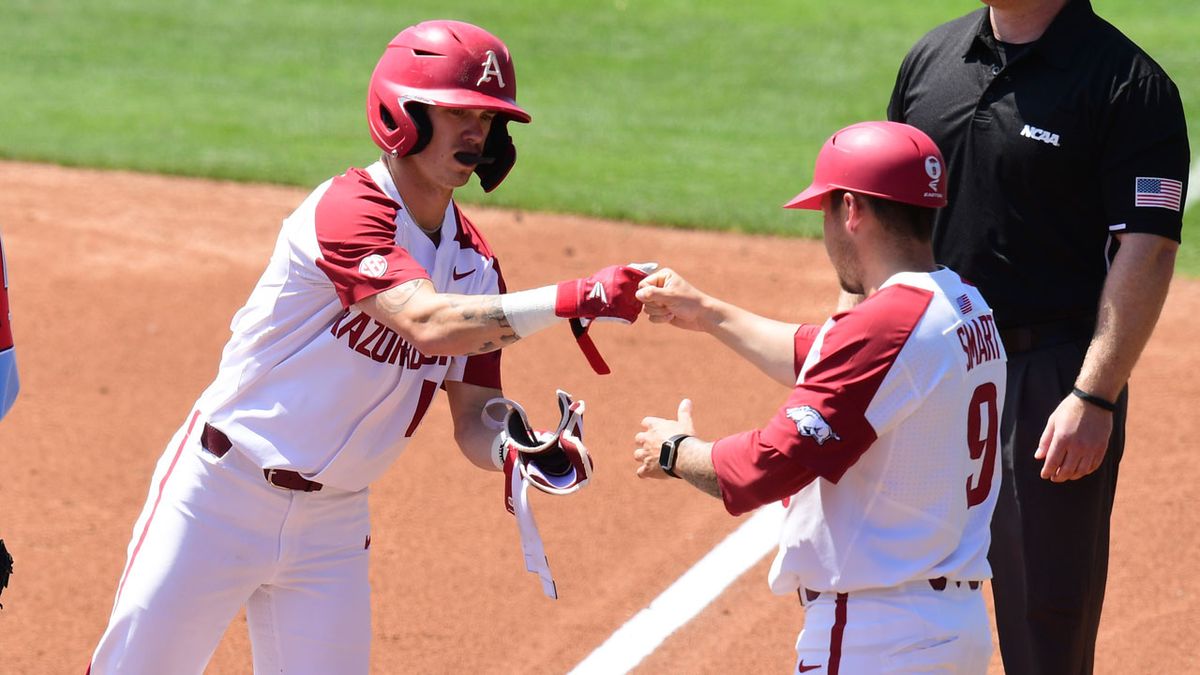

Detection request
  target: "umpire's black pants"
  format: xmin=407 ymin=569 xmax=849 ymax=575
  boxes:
xmin=989 ymin=339 xmax=1126 ymax=675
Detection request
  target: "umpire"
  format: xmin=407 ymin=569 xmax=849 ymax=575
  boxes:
xmin=888 ymin=0 xmax=1189 ymax=673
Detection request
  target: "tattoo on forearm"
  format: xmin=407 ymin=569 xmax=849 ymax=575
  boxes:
xmin=379 ymin=279 xmax=427 ymax=315
xmin=378 ymin=284 xmax=519 ymax=355
xmin=478 ymin=297 xmax=512 ymax=329
xmin=466 ymin=333 xmax=519 ymax=356
xmin=443 ymin=296 xmax=518 ymax=354
xmin=447 ymin=296 xmax=508 ymax=326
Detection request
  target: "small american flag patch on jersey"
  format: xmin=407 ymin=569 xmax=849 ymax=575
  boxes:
xmin=1134 ymin=177 xmax=1183 ymax=211
xmin=956 ymin=294 xmax=973 ymax=315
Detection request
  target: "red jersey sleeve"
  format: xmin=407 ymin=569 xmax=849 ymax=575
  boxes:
xmin=712 ymin=285 xmax=932 ymax=516
xmin=313 ymin=169 xmax=431 ymax=308
xmin=793 ymin=323 xmax=820 ymax=379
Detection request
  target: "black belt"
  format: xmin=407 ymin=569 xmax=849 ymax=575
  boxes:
xmin=200 ymin=423 xmax=324 ymax=492
xmin=998 ymin=315 xmax=1095 ymax=354
xmin=798 ymin=577 xmax=980 ymax=604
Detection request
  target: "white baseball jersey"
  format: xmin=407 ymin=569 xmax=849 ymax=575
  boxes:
xmin=195 ymin=161 xmax=505 ymax=491
xmin=711 ymin=268 xmax=1006 ymax=593
xmin=0 ymin=231 xmax=17 ymax=420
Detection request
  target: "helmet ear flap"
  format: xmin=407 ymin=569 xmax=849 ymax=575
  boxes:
xmin=403 ymin=102 xmax=433 ymax=156
xmin=367 ymin=91 xmax=420 ymax=156
xmin=474 ymin=117 xmax=517 ymax=192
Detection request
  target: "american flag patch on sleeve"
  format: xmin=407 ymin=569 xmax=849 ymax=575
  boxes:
xmin=956 ymin=294 xmax=973 ymax=315
xmin=1134 ymin=177 xmax=1183 ymax=211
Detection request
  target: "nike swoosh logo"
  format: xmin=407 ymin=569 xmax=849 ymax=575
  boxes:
xmin=797 ymin=661 xmax=822 ymax=673
xmin=452 ymin=268 xmax=475 ymax=281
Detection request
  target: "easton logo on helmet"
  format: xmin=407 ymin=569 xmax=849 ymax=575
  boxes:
xmin=477 ymin=50 xmax=506 ymax=88
xmin=925 ymin=155 xmax=942 ymax=192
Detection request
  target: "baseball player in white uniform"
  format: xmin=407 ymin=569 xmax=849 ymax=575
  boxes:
xmin=633 ymin=122 xmax=1007 ymax=673
xmin=0 ymin=230 xmax=17 ymax=420
xmin=89 ymin=20 xmax=647 ymax=674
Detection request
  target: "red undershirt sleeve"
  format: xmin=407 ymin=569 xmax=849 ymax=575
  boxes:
xmin=793 ymin=323 xmax=820 ymax=379
xmin=457 ymin=254 xmax=506 ymax=390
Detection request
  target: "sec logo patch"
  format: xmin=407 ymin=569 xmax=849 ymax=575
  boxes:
xmin=358 ymin=254 xmax=388 ymax=278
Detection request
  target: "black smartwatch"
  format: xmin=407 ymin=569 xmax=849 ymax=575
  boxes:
xmin=659 ymin=434 xmax=690 ymax=479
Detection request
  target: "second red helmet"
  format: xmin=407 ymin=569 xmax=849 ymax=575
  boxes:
xmin=785 ymin=121 xmax=947 ymax=211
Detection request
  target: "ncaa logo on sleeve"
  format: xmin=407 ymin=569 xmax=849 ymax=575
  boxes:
xmin=786 ymin=406 xmax=841 ymax=445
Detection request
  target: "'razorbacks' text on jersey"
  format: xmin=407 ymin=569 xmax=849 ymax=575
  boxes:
xmin=196 ymin=161 xmax=505 ymax=491
xmin=711 ymin=268 xmax=1007 ymax=593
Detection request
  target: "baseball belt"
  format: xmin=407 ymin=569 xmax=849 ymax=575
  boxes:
xmin=201 ymin=423 xmax=324 ymax=492
xmin=797 ymin=577 xmax=981 ymax=606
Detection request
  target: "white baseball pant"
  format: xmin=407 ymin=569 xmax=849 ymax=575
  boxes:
xmin=89 ymin=412 xmax=373 ymax=674
xmin=794 ymin=578 xmax=991 ymax=674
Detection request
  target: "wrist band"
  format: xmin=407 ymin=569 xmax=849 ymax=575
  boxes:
xmin=1071 ymin=387 xmax=1116 ymax=412
xmin=501 ymin=285 xmax=561 ymax=338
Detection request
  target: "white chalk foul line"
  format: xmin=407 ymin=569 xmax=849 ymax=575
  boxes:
xmin=568 ymin=502 xmax=784 ymax=675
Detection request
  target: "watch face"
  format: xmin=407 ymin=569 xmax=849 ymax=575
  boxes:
xmin=660 ymin=434 xmax=687 ymax=477
xmin=659 ymin=442 xmax=676 ymax=472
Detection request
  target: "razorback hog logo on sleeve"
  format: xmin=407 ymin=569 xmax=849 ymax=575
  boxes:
xmin=786 ymin=406 xmax=841 ymax=445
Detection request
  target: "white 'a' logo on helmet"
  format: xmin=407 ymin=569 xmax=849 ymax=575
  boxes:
xmin=477 ymin=50 xmax=506 ymax=89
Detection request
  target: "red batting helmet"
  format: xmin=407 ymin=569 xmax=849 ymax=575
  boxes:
xmin=367 ymin=21 xmax=531 ymax=187
xmin=784 ymin=121 xmax=947 ymax=211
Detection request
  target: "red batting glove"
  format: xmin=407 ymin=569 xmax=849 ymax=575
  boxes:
xmin=555 ymin=265 xmax=649 ymax=323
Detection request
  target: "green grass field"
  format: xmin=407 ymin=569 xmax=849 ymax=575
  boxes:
xmin=2 ymin=0 xmax=1197 ymax=271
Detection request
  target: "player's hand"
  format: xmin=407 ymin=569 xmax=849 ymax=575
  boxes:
xmin=1034 ymin=394 xmax=1113 ymax=482
xmin=633 ymin=399 xmax=696 ymax=479
xmin=635 ymin=268 xmax=712 ymax=331
xmin=555 ymin=263 xmax=653 ymax=324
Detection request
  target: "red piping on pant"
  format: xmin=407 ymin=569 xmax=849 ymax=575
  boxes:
xmin=112 ymin=410 xmax=201 ymax=606
xmin=828 ymin=592 xmax=848 ymax=675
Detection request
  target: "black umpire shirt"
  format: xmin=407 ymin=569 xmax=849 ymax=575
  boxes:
xmin=888 ymin=0 xmax=1189 ymax=328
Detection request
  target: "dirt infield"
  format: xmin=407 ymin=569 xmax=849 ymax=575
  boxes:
xmin=0 ymin=160 xmax=1196 ymax=673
